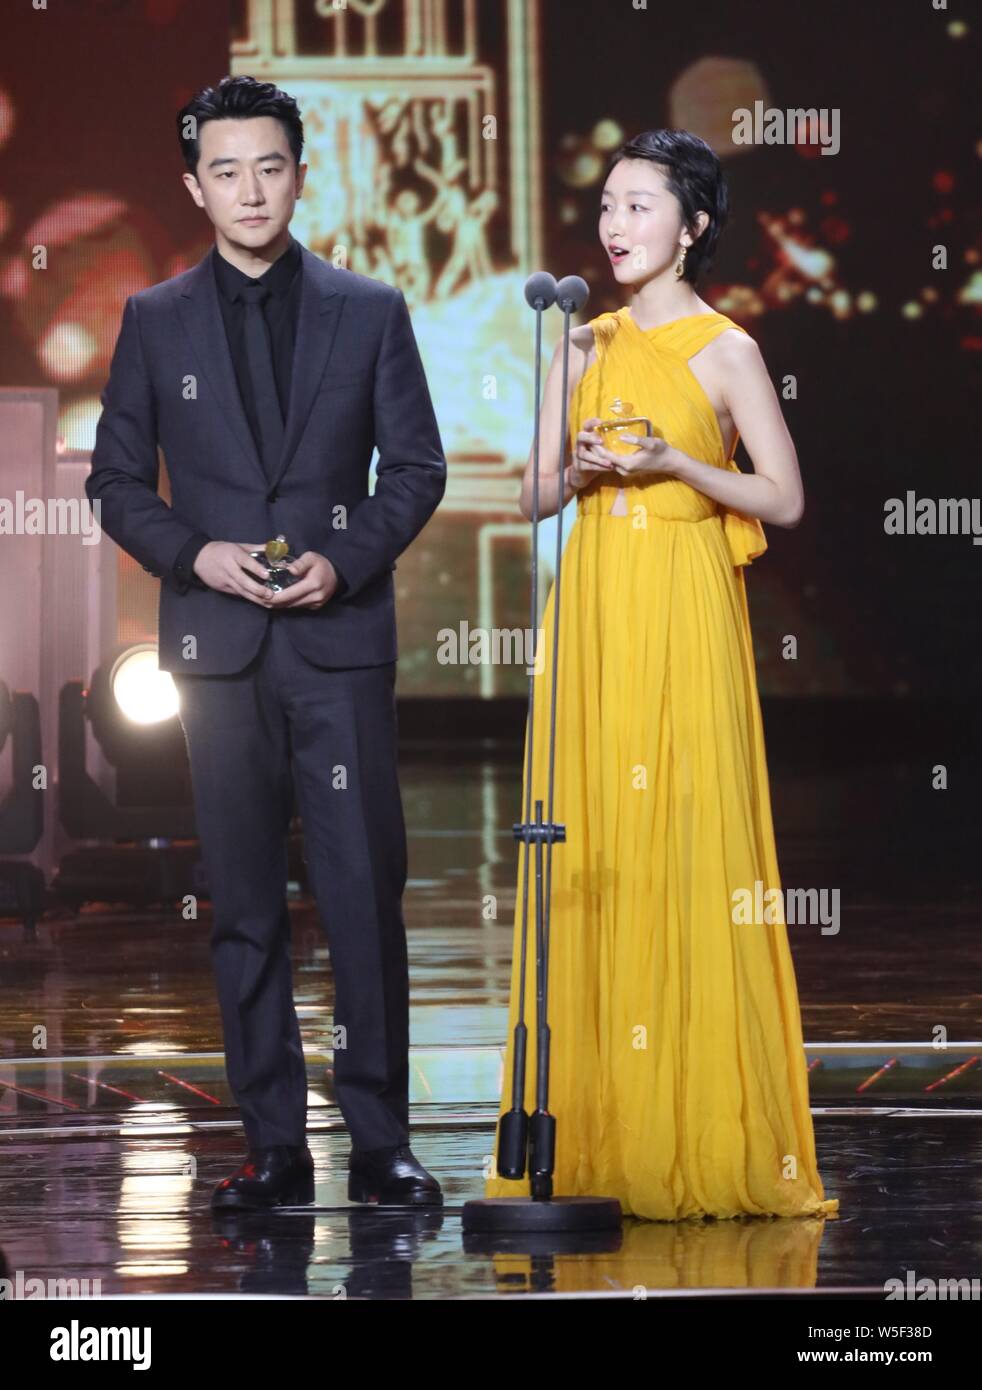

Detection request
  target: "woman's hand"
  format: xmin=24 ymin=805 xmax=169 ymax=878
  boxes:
xmin=569 ymin=417 xmax=617 ymax=490
xmin=600 ymin=432 xmax=675 ymax=477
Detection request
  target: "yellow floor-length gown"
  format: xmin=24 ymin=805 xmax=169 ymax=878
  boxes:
xmin=484 ymin=307 xmax=839 ymax=1222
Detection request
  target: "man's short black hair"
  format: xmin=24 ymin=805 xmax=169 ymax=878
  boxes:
xmin=605 ymin=129 xmax=729 ymax=284
xmin=176 ymin=74 xmax=304 ymax=177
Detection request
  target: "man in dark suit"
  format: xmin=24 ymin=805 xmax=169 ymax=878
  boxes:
xmin=85 ymin=76 xmax=446 ymax=1208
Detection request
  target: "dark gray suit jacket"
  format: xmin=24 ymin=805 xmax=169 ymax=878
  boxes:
xmin=85 ymin=241 xmax=447 ymax=675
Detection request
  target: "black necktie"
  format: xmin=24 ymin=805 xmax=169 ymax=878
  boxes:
xmin=238 ymin=282 xmax=284 ymax=482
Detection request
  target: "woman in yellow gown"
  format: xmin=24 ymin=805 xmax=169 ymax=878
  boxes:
xmin=485 ymin=129 xmax=838 ymax=1222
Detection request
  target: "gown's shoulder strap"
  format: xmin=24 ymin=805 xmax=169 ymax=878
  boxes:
xmin=583 ymin=309 xmax=627 ymax=367
xmin=671 ymin=311 xmax=750 ymax=359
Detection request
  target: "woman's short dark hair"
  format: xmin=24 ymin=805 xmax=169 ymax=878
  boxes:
xmin=176 ymin=75 xmax=304 ymax=177
xmin=604 ymin=129 xmax=729 ymax=284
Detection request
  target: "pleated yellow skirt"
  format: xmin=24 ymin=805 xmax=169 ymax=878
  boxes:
xmin=484 ymin=504 xmax=839 ymax=1222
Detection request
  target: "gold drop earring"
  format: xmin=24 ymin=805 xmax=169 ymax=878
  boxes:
xmin=674 ymin=244 xmax=688 ymax=280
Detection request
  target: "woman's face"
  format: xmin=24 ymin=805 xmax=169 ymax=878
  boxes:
xmin=599 ymin=158 xmax=701 ymax=285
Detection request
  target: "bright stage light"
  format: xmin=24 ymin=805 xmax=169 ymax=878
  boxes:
xmin=109 ymin=645 xmax=179 ymax=725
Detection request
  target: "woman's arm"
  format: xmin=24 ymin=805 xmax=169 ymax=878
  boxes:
xmin=616 ymin=330 xmax=804 ymax=528
xmin=518 ymin=329 xmax=593 ymax=521
xmin=675 ymin=331 xmax=803 ymax=526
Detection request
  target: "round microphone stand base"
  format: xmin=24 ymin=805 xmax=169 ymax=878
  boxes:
xmin=461 ymin=1195 xmax=622 ymax=1234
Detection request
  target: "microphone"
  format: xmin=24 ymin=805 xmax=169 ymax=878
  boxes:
xmin=524 ymin=271 xmax=558 ymax=311
xmin=497 ymin=272 xmax=591 ymax=1189
xmin=469 ymin=274 xmax=619 ymax=1227
xmin=554 ymin=275 xmax=589 ymax=314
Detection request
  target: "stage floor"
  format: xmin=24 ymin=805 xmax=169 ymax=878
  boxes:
xmin=0 ymin=1106 xmax=979 ymax=1298
xmin=1 ymin=751 xmax=980 ymax=1299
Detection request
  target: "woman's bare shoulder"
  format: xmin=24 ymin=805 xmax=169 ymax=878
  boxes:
xmin=692 ymin=324 xmax=760 ymax=372
xmin=569 ymin=323 xmax=598 ymax=378
xmin=570 ymin=322 xmax=596 ymax=350
xmin=544 ymin=323 xmax=601 ymax=395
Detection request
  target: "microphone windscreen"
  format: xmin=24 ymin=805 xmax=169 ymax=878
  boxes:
xmin=555 ymin=275 xmax=590 ymax=313
xmin=524 ymin=271 xmax=558 ymax=309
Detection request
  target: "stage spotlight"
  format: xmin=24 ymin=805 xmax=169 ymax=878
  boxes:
xmin=109 ymin=644 xmax=180 ymax=726
xmin=80 ymin=643 xmax=189 ymax=778
xmin=53 ymin=645 xmax=307 ymax=911
xmin=53 ymin=643 xmax=197 ymax=909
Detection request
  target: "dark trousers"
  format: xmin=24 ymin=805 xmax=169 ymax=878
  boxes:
xmin=172 ymin=614 xmax=410 ymax=1152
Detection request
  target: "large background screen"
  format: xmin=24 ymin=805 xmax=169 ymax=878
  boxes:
xmin=1 ymin=0 xmax=978 ymax=697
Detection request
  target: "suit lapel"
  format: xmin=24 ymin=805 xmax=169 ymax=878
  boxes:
xmin=273 ymin=245 xmax=346 ymax=491
xmin=175 ymin=241 xmax=348 ymax=492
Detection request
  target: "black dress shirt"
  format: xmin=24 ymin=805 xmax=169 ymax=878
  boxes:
xmin=171 ymin=234 xmax=347 ymax=595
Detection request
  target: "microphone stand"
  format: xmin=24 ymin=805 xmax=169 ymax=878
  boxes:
xmin=462 ymin=275 xmax=621 ymax=1235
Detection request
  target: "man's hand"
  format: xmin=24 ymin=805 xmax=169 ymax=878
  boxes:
xmin=192 ymin=542 xmax=277 ymax=606
xmin=267 ymin=551 xmax=340 ymax=610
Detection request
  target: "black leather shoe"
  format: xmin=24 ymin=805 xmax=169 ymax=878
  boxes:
xmin=347 ymin=1143 xmax=442 ymax=1206
xmin=211 ymin=1144 xmax=315 ymax=1210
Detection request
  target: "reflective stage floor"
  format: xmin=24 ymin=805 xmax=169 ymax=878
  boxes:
xmin=2 ymin=743 xmax=981 ymax=1300
xmin=2 ymin=1105 xmax=981 ymax=1299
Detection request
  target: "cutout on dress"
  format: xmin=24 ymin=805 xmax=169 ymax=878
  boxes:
xmin=599 ymin=398 xmax=640 ymax=518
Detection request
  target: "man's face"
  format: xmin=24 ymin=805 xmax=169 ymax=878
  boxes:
xmin=183 ymin=115 xmax=306 ymax=251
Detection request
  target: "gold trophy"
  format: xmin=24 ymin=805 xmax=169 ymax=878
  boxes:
xmin=249 ymin=534 xmax=299 ymax=592
xmin=595 ymin=398 xmax=661 ymax=456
